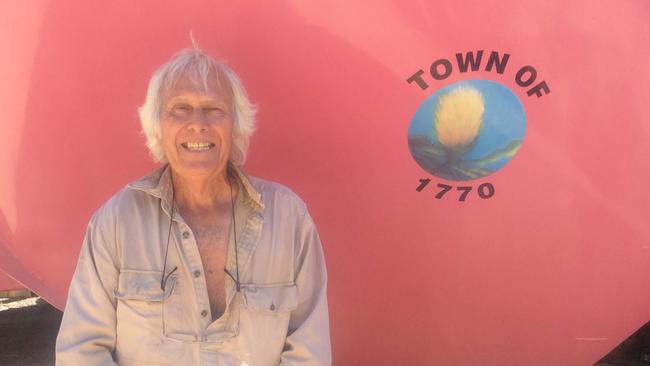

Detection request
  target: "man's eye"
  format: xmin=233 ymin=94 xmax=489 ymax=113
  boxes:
xmin=172 ymin=105 xmax=192 ymax=115
xmin=205 ymin=108 xmax=225 ymax=117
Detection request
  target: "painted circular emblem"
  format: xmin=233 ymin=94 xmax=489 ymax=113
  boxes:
xmin=408 ymin=80 xmax=526 ymax=181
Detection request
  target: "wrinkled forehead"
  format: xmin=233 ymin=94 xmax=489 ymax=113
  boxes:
xmin=161 ymin=66 xmax=233 ymax=104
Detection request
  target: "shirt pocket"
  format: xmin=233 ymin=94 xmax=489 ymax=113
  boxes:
xmin=113 ymin=269 xmax=185 ymax=365
xmin=238 ymin=284 xmax=299 ymax=364
xmin=241 ymin=283 xmax=299 ymax=313
xmin=114 ymin=269 xmax=176 ymax=301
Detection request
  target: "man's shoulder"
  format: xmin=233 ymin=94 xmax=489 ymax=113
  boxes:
xmin=92 ymin=168 xmax=164 ymax=222
xmin=247 ymin=175 xmax=309 ymax=215
xmin=248 ymin=175 xmax=299 ymax=198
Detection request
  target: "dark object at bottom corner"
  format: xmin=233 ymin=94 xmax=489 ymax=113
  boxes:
xmin=595 ymin=321 xmax=650 ymax=366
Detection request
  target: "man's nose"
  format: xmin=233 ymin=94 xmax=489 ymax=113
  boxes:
xmin=186 ymin=109 xmax=210 ymax=131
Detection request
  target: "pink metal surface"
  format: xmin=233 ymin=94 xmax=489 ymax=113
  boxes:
xmin=0 ymin=271 xmax=23 ymax=291
xmin=1 ymin=1 xmax=649 ymax=365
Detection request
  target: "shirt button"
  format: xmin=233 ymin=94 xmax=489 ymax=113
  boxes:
xmin=193 ymin=270 xmax=201 ymax=278
xmin=182 ymin=231 xmax=190 ymax=239
xmin=201 ymin=310 xmax=208 ymax=317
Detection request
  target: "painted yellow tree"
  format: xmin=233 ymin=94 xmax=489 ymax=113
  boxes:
xmin=434 ymin=86 xmax=485 ymax=157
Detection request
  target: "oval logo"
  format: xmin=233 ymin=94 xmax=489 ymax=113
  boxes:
xmin=408 ymin=80 xmax=526 ymax=181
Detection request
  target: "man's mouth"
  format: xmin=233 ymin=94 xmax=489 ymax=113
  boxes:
xmin=181 ymin=142 xmax=215 ymax=151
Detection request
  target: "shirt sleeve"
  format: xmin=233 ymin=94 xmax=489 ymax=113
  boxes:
xmin=279 ymin=212 xmax=332 ymax=366
xmin=55 ymin=209 xmax=119 ymax=366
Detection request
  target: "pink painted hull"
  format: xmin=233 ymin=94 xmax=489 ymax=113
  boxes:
xmin=1 ymin=1 xmax=649 ymax=365
xmin=0 ymin=271 xmax=23 ymax=291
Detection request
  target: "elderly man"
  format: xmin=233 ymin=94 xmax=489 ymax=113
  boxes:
xmin=56 ymin=49 xmax=331 ymax=365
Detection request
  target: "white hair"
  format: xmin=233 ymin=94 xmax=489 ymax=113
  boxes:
xmin=138 ymin=48 xmax=257 ymax=165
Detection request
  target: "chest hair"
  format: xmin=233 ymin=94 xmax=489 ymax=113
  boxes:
xmin=184 ymin=210 xmax=232 ymax=320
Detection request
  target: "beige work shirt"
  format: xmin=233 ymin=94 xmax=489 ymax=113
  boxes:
xmin=56 ymin=164 xmax=331 ymax=365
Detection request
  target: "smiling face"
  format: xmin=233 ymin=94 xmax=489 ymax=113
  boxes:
xmin=159 ymin=72 xmax=234 ymax=180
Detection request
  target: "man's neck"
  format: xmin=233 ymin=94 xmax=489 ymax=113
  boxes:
xmin=171 ymin=169 xmax=237 ymax=214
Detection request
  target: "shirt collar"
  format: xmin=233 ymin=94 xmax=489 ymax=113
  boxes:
xmin=127 ymin=163 xmax=264 ymax=219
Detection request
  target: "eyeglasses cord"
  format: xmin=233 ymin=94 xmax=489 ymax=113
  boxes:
xmin=161 ymin=172 xmax=240 ymax=292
